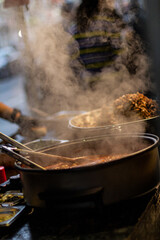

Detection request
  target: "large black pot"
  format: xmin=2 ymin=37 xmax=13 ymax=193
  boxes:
xmin=15 ymin=133 xmax=160 ymax=208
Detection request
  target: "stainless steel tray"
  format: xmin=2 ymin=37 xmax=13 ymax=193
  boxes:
xmin=0 ymin=205 xmax=26 ymax=227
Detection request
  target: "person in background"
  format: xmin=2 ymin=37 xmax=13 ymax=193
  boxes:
xmin=68 ymin=0 xmax=146 ymax=89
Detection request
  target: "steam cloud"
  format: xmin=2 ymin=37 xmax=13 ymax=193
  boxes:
xmin=19 ymin=2 xmax=154 ymax=139
xmin=21 ymin=3 xmax=151 ymax=110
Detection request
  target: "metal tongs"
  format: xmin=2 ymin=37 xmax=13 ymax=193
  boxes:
xmin=0 ymin=132 xmax=32 ymax=151
xmin=1 ymin=146 xmax=46 ymax=170
xmin=0 ymin=132 xmax=105 ymax=170
xmin=0 ymin=132 xmax=45 ymax=170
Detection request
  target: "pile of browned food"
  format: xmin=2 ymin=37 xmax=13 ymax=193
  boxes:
xmin=70 ymin=92 xmax=159 ymax=128
xmin=113 ymin=92 xmax=159 ymax=120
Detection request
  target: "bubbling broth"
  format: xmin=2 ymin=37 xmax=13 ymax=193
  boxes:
xmin=37 ymin=136 xmax=151 ymax=170
xmin=45 ymin=153 xmax=128 ymax=170
xmin=20 ymin=136 xmax=151 ymax=170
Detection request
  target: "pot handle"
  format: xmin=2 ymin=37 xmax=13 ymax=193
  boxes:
xmin=39 ymin=186 xmax=104 ymax=209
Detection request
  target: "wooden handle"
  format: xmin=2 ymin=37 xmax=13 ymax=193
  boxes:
xmin=0 ymin=103 xmax=47 ymax=138
xmin=0 ymin=102 xmax=21 ymax=122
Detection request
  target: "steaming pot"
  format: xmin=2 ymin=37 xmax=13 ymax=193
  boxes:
xmin=15 ymin=133 xmax=160 ymax=208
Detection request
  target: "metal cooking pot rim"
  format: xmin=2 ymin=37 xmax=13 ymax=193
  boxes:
xmin=15 ymin=133 xmax=159 ymax=173
xmin=25 ymin=139 xmax=69 ymax=152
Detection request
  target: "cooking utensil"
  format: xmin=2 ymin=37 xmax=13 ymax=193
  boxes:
xmin=0 ymin=137 xmax=65 ymax=169
xmin=1 ymin=146 xmax=45 ymax=170
xmin=0 ymin=132 xmax=32 ymax=151
xmin=30 ymin=110 xmax=86 ymax=140
xmin=25 ymin=139 xmax=68 ymax=152
xmin=69 ymin=109 xmax=160 ymax=130
xmin=15 ymin=133 xmax=160 ymax=208
xmin=31 ymin=109 xmax=86 ymax=122
xmin=69 ymin=109 xmax=160 ymax=138
xmin=0 ymin=103 xmax=47 ymax=138
xmin=9 ymin=148 xmax=117 ymax=169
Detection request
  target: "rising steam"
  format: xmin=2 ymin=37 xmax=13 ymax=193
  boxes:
xmin=20 ymin=2 xmax=152 ymax=114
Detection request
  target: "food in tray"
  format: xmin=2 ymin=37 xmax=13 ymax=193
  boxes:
xmin=70 ymin=92 xmax=159 ymax=128
xmin=0 ymin=206 xmax=26 ymax=226
xmin=0 ymin=191 xmax=24 ymax=206
xmin=0 ymin=210 xmax=17 ymax=223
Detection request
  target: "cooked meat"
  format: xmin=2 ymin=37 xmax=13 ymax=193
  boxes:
xmin=70 ymin=92 xmax=159 ymax=128
xmin=113 ymin=92 xmax=159 ymax=119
